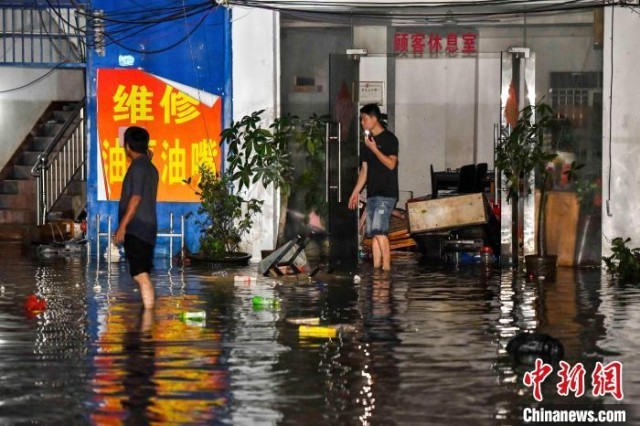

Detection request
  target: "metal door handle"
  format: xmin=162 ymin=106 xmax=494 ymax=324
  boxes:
xmin=325 ymin=123 xmax=330 ymax=202
xmin=337 ymin=122 xmax=342 ymax=203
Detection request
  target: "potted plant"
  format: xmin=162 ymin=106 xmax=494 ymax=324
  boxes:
xmin=185 ymin=165 xmax=261 ymax=266
xmin=603 ymin=237 xmax=640 ymax=283
xmin=495 ymin=103 xmax=557 ymax=271
xmin=185 ymin=110 xmax=327 ymax=266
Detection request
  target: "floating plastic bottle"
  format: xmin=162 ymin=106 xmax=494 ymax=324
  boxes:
xmin=286 ymin=317 xmax=320 ymax=325
xmin=299 ymin=325 xmax=337 ymax=338
xmin=235 ymin=275 xmax=257 ymax=285
xmin=178 ymin=310 xmax=206 ymax=322
xmin=211 ymin=271 xmax=228 ymax=278
xmin=330 ymin=324 xmax=356 ymax=333
xmin=251 ymin=296 xmax=280 ymax=308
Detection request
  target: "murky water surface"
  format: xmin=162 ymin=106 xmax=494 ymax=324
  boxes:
xmin=0 ymin=244 xmax=638 ymax=425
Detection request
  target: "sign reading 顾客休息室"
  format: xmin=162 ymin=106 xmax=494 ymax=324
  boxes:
xmin=96 ymin=69 xmax=222 ymax=202
xmin=393 ymin=29 xmax=478 ymax=57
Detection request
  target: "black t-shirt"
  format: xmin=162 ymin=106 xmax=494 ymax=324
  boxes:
xmin=119 ymin=155 xmax=159 ymax=245
xmin=362 ymin=129 xmax=399 ymax=199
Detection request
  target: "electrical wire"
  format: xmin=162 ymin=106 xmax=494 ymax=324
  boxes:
xmin=181 ymin=0 xmax=214 ymax=150
xmin=226 ymin=0 xmax=624 ymax=23
xmin=0 ymin=63 xmax=66 ymax=94
xmin=36 ymin=6 xmax=78 ymax=63
xmin=103 ymin=7 xmax=213 ymax=55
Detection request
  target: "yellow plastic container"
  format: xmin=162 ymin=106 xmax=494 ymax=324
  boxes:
xmin=299 ymin=325 xmax=337 ymax=338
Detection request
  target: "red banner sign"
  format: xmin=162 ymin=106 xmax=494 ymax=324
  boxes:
xmin=394 ymin=30 xmax=478 ymax=57
xmin=97 ymin=69 xmax=222 ymax=202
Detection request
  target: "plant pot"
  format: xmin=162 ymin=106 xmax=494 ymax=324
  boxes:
xmin=525 ymin=254 xmax=558 ymax=282
xmin=188 ymin=251 xmax=252 ymax=268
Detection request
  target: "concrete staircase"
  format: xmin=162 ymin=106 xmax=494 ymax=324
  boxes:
xmin=0 ymin=102 xmax=84 ymax=241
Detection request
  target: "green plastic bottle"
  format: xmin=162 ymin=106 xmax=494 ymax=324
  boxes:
xmin=251 ymin=296 xmax=280 ymax=308
xmin=178 ymin=310 xmax=206 ymax=322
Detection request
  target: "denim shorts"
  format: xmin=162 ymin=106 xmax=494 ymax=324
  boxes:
xmin=365 ymin=196 xmax=397 ymax=237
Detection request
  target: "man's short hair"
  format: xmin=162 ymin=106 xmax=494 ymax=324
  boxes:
xmin=124 ymin=126 xmax=149 ymax=154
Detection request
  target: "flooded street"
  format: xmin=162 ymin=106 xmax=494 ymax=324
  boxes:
xmin=0 ymin=243 xmax=637 ymax=425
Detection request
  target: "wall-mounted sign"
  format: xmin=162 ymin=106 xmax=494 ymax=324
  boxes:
xmin=394 ymin=30 xmax=478 ymax=57
xmin=97 ymin=69 xmax=222 ymax=202
xmin=359 ymin=81 xmax=384 ymax=106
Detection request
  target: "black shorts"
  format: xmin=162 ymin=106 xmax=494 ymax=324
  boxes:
xmin=124 ymin=234 xmax=154 ymax=277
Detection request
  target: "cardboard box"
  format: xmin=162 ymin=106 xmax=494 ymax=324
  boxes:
xmin=407 ymin=193 xmax=488 ymax=234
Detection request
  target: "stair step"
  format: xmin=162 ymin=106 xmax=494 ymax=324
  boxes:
xmin=10 ymin=165 xmax=34 ymax=180
xmin=66 ymin=180 xmax=84 ymax=196
xmin=0 ymin=224 xmax=31 ymax=241
xmin=52 ymin=110 xmax=73 ymax=123
xmin=0 ymin=194 xmax=36 ymax=209
xmin=0 ymin=208 xmax=36 ymax=224
xmin=60 ymin=103 xmax=78 ymax=112
xmin=37 ymin=122 xmax=64 ymax=137
xmin=18 ymin=151 xmax=43 ymax=166
xmin=0 ymin=180 xmax=35 ymax=195
xmin=31 ymin=136 xmax=54 ymax=151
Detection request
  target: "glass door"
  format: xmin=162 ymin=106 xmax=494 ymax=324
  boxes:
xmin=326 ymin=54 xmax=360 ymax=272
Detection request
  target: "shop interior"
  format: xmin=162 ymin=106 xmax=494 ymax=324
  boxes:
xmin=280 ymin=9 xmax=604 ymax=268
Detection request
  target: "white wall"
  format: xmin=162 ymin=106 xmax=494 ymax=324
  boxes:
xmin=602 ymin=7 xmax=640 ymax=255
xmin=0 ymin=67 xmax=84 ymax=170
xmin=394 ymin=57 xmax=497 ymax=197
xmin=232 ymin=7 xmax=280 ymax=259
xmin=359 ymin=56 xmax=387 ymax=111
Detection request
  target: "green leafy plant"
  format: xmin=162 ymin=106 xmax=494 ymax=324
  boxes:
xmin=293 ymin=113 xmax=329 ymax=219
xmin=223 ymin=110 xmax=295 ymax=196
xmin=495 ymin=103 xmax=558 ymax=264
xmin=603 ymin=237 xmax=640 ymax=283
xmin=496 ymin=104 xmax=557 ymax=202
xmin=187 ymin=165 xmax=262 ymax=257
xmin=222 ymin=110 xmax=328 ymax=246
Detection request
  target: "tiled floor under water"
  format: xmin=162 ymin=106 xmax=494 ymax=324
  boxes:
xmin=0 ymin=242 xmax=638 ymax=425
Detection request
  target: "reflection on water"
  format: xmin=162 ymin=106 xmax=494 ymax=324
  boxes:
xmin=0 ymin=244 xmax=638 ymax=424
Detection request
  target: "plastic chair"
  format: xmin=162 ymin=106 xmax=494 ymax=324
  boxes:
xmin=457 ymin=164 xmax=477 ymax=194
xmin=475 ymin=163 xmax=488 ymax=193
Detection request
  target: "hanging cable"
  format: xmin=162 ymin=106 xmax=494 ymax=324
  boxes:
xmin=0 ymin=63 xmax=66 ymax=94
xmin=103 ymin=7 xmax=213 ymax=55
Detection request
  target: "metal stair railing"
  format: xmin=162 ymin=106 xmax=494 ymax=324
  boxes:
xmin=0 ymin=4 xmax=86 ymax=66
xmin=31 ymin=100 xmax=86 ymax=226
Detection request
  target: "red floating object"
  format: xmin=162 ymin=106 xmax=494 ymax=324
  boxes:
xmin=24 ymin=294 xmax=47 ymax=313
xmin=481 ymin=246 xmax=493 ymax=254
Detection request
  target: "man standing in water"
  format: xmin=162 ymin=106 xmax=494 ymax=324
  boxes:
xmin=114 ymin=126 xmax=159 ymax=309
xmin=348 ymin=104 xmax=399 ymax=271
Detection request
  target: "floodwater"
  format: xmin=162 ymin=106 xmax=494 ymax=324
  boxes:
xmin=0 ymin=243 xmax=638 ymax=425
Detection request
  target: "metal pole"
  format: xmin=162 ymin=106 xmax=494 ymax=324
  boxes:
xmin=181 ymin=214 xmax=185 ymax=262
xmin=169 ymin=212 xmax=174 ymax=263
xmin=96 ymin=214 xmax=100 ymax=260
xmin=107 ymin=216 xmax=111 ymax=265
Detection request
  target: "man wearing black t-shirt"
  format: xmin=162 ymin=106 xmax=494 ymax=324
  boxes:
xmin=348 ymin=104 xmax=399 ymax=271
xmin=114 ymin=126 xmax=159 ymax=309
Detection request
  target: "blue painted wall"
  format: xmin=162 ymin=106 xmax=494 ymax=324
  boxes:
xmin=85 ymin=0 xmax=232 ymax=258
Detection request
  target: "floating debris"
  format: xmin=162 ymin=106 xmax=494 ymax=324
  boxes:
xmin=286 ymin=317 xmax=320 ymax=325
xmin=251 ymin=296 xmax=280 ymax=308
xmin=299 ymin=325 xmax=337 ymax=339
xmin=178 ymin=310 xmax=206 ymax=323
